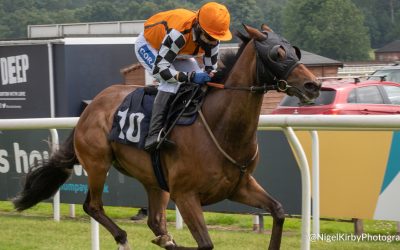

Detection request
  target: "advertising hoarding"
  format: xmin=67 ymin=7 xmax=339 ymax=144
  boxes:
xmin=0 ymin=45 xmax=51 ymax=118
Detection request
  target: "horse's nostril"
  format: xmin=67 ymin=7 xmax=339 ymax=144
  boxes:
xmin=304 ymin=82 xmax=320 ymax=93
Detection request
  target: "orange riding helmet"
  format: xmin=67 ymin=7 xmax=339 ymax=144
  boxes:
xmin=197 ymin=2 xmax=232 ymax=41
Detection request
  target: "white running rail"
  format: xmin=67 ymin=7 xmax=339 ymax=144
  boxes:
xmin=2 ymin=115 xmax=400 ymax=250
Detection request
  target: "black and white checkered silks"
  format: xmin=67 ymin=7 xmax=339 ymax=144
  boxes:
xmin=134 ymin=29 xmax=219 ymax=94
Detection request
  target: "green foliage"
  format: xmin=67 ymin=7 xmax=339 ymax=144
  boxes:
xmin=255 ymin=0 xmax=288 ymax=34
xmin=0 ymin=0 xmax=399 ymax=61
xmin=2 ymin=8 xmax=53 ymax=38
xmin=283 ymin=0 xmax=371 ymax=61
xmin=225 ymin=0 xmax=264 ymax=36
xmin=352 ymin=0 xmax=400 ymax=48
xmin=75 ymin=2 xmax=122 ymax=22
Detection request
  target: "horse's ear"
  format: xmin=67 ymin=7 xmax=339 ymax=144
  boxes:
xmin=235 ymin=30 xmax=251 ymax=44
xmin=293 ymin=46 xmax=302 ymax=60
xmin=260 ymin=24 xmax=273 ymax=32
xmin=242 ymin=23 xmax=267 ymax=41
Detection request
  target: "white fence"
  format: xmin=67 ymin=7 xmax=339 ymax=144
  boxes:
xmin=337 ymin=63 xmax=388 ymax=77
xmin=27 ymin=21 xmax=145 ymax=38
xmin=1 ymin=115 xmax=400 ymax=250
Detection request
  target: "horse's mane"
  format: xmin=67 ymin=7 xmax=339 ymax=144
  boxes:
xmin=211 ymin=31 xmax=251 ymax=83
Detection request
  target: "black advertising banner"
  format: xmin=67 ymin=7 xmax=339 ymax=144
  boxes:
xmin=0 ymin=45 xmax=51 ymax=118
xmin=0 ymin=130 xmax=52 ymax=200
xmin=0 ymin=129 xmax=148 ymax=208
xmin=0 ymin=130 xmax=301 ymax=214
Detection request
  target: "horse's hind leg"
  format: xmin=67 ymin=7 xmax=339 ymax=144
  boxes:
xmin=83 ymin=164 xmax=131 ymax=249
xmin=77 ymin=146 xmax=130 ymax=249
xmin=229 ymin=175 xmax=285 ymax=250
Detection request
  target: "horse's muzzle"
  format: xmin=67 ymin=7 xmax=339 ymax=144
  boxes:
xmin=304 ymin=81 xmax=321 ymax=99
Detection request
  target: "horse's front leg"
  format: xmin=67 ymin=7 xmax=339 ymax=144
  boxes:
xmin=229 ymin=175 xmax=285 ymax=250
xmin=146 ymin=187 xmax=176 ymax=248
xmin=171 ymin=194 xmax=214 ymax=250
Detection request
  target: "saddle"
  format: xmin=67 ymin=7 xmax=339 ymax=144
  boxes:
xmin=165 ymin=83 xmax=206 ymax=135
xmin=109 ymin=83 xmax=206 ymax=149
xmin=109 ymin=84 xmax=206 ymax=191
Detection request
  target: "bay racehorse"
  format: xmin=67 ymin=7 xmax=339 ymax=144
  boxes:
xmin=13 ymin=24 xmax=320 ymax=249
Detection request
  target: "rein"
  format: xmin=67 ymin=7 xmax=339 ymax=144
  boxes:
xmin=198 ymin=109 xmax=258 ymax=174
xmin=206 ymin=79 xmax=291 ymax=94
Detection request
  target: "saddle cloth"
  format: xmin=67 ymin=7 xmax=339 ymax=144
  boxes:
xmin=108 ymin=84 xmax=204 ymax=149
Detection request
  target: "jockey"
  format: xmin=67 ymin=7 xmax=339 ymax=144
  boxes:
xmin=134 ymin=2 xmax=232 ymax=152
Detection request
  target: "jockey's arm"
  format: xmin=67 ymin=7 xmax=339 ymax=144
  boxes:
xmin=202 ymin=42 xmax=220 ymax=73
xmin=152 ymin=29 xmax=190 ymax=84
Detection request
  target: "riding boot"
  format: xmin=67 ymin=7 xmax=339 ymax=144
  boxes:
xmin=144 ymin=91 xmax=175 ymax=152
xmin=130 ymin=207 xmax=148 ymax=221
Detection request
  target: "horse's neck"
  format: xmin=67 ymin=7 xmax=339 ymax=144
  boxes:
xmin=203 ymin=43 xmax=262 ymax=152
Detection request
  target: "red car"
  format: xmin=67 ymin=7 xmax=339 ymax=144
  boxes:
xmin=272 ymin=79 xmax=400 ymax=115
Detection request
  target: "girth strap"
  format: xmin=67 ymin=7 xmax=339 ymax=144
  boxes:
xmin=151 ymin=150 xmax=169 ymax=192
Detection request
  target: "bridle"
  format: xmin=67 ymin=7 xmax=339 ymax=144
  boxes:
xmin=207 ymin=79 xmax=290 ymax=93
xmin=207 ymin=31 xmax=303 ymax=95
xmin=254 ymin=31 xmax=302 ymax=92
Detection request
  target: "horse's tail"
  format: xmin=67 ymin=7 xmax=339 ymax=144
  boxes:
xmin=13 ymin=129 xmax=78 ymax=211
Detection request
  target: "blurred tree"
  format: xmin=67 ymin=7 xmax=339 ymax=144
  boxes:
xmin=255 ymin=0 xmax=287 ymax=33
xmin=1 ymin=0 xmax=35 ymax=13
xmin=352 ymin=0 xmax=400 ymax=48
xmin=121 ymin=1 xmax=142 ymax=20
xmin=1 ymin=0 xmax=397 ymax=53
xmin=283 ymin=0 xmax=371 ymax=61
xmin=136 ymin=1 xmax=159 ymax=20
xmin=49 ymin=9 xmax=79 ymax=24
xmin=1 ymin=8 xmax=52 ymax=39
xmin=225 ymin=0 xmax=264 ymax=39
xmin=75 ymin=2 xmax=122 ymax=22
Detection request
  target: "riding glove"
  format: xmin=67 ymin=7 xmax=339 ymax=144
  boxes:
xmin=190 ymin=72 xmax=211 ymax=85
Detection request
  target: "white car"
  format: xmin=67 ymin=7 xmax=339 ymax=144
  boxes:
xmin=369 ymin=64 xmax=400 ymax=83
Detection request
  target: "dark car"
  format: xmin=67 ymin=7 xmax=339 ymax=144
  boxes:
xmin=272 ymin=78 xmax=400 ymax=115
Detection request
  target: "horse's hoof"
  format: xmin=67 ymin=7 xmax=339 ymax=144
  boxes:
xmin=117 ymin=241 xmax=131 ymax=250
xmin=151 ymin=234 xmax=176 ymax=248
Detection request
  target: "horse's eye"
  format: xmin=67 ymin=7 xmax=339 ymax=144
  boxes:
xmin=269 ymin=45 xmax=284 ymax=61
